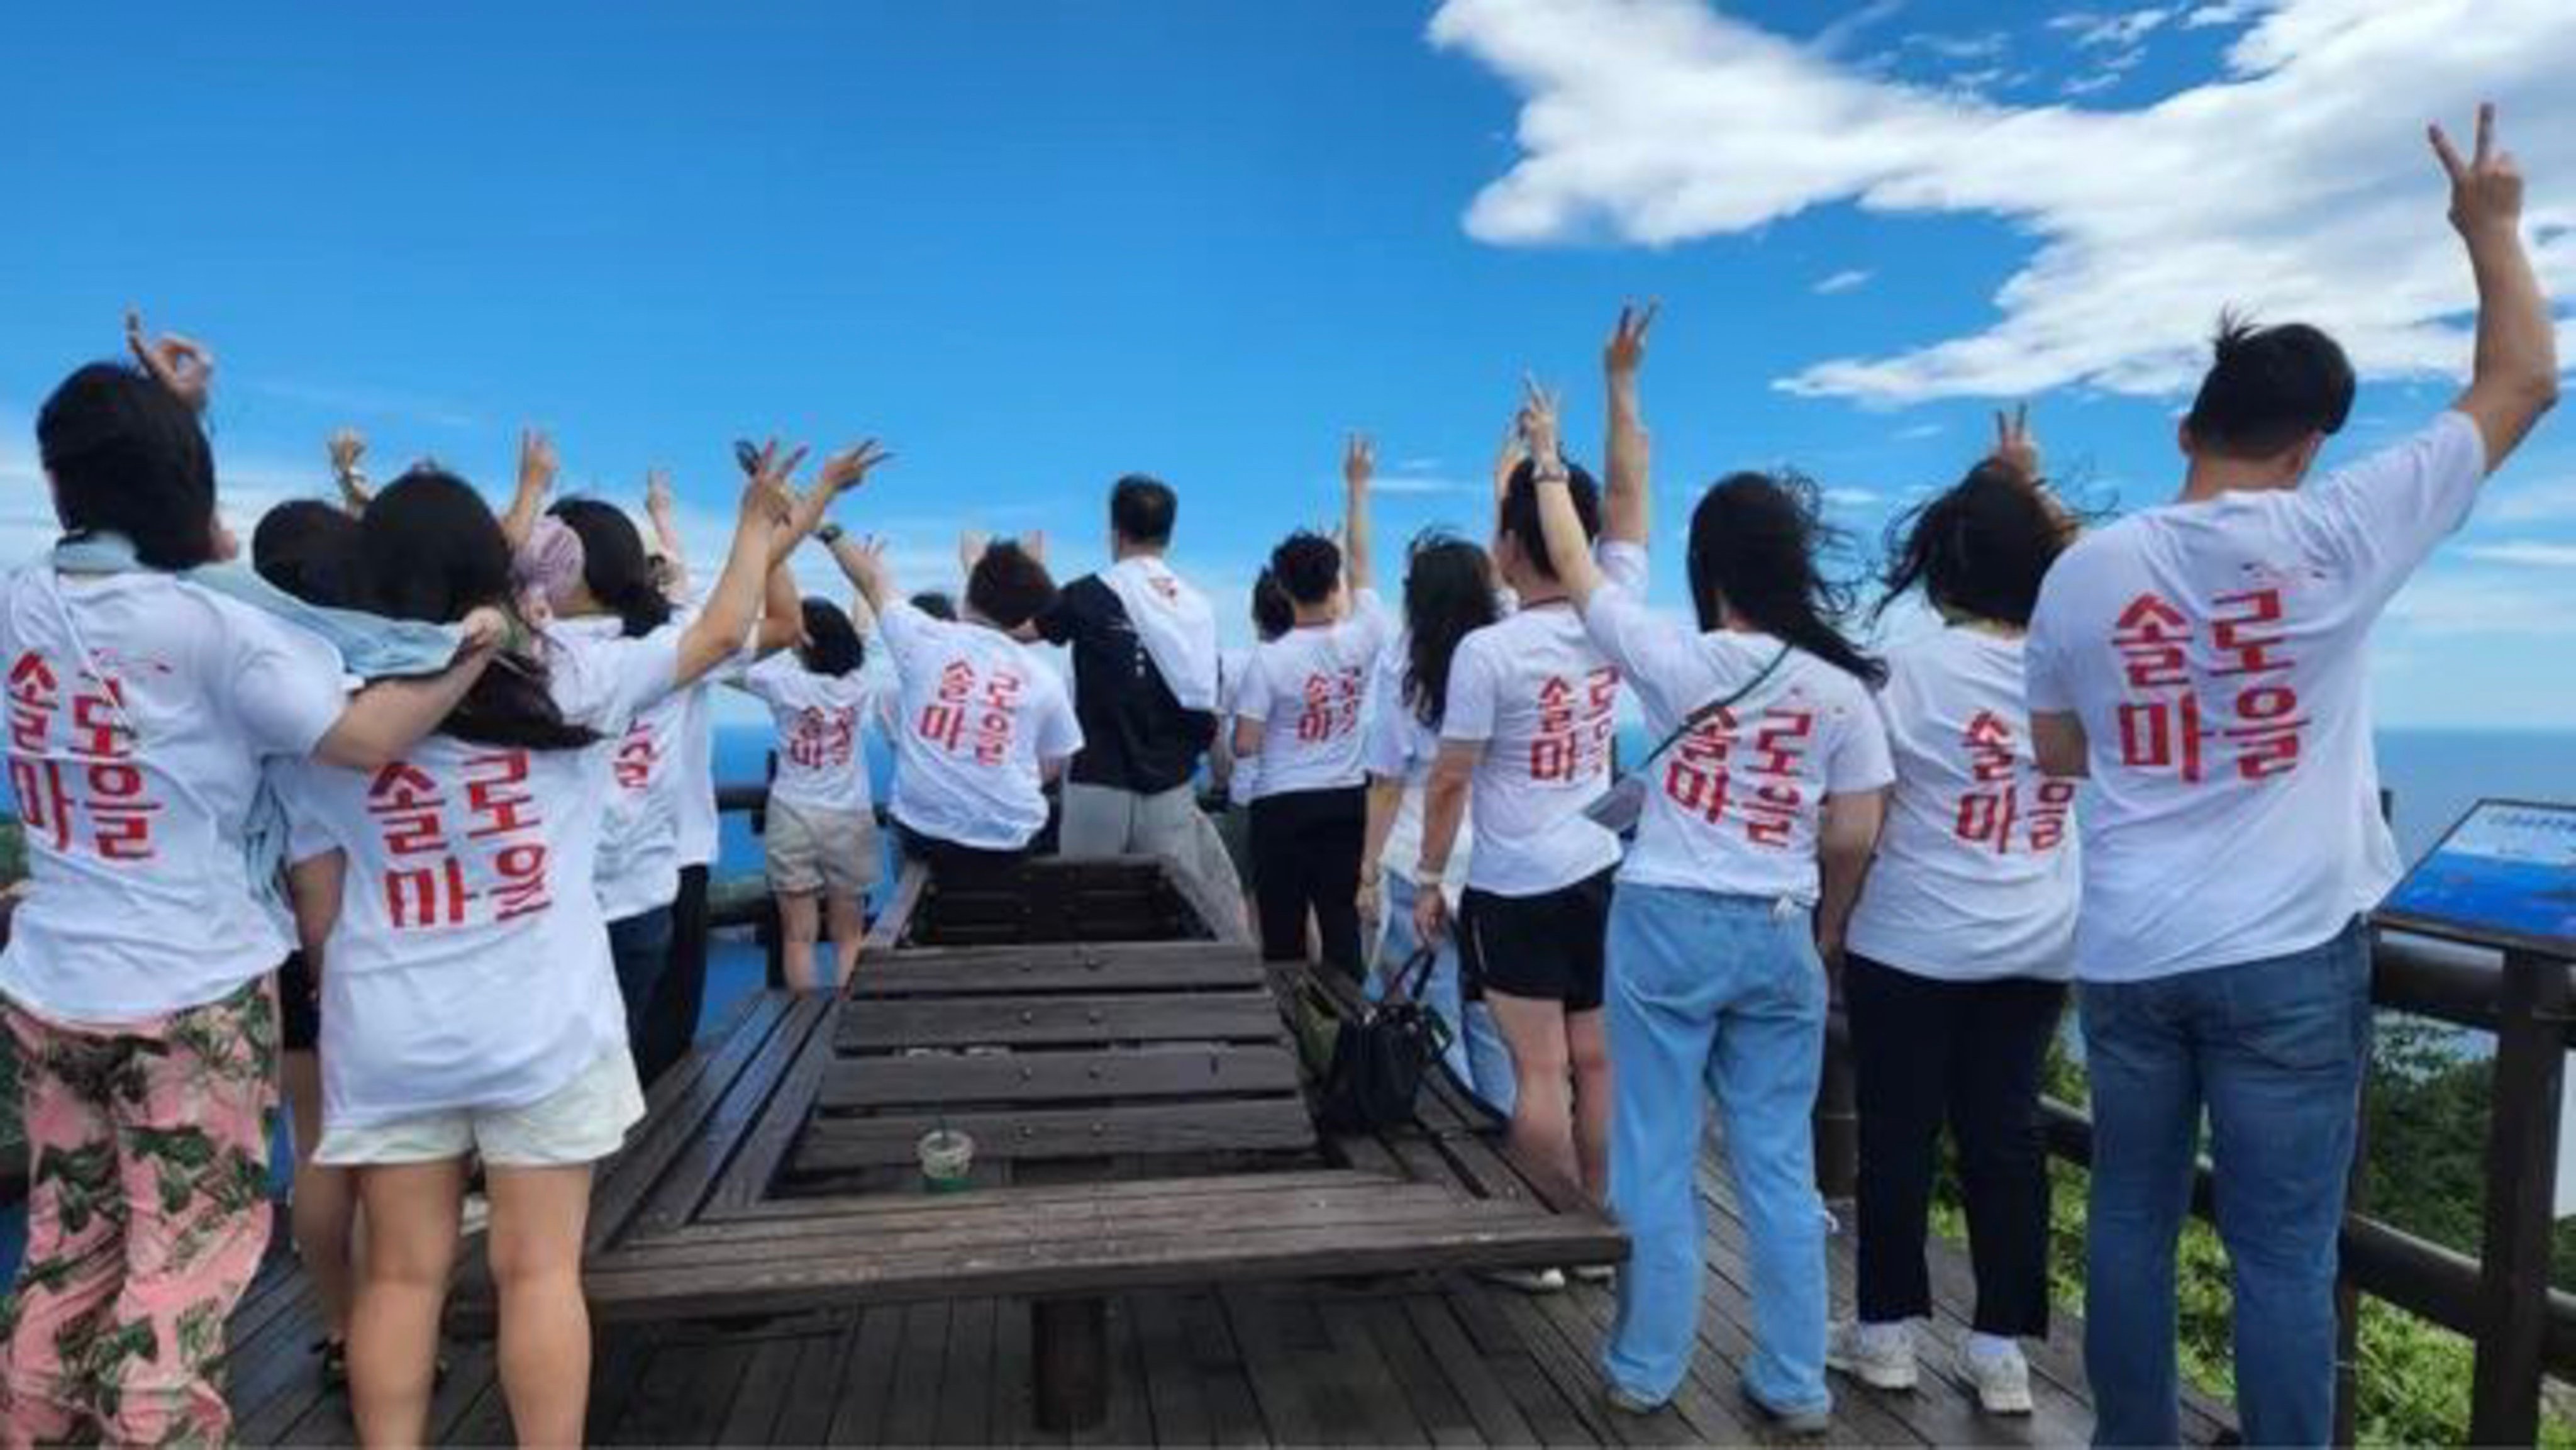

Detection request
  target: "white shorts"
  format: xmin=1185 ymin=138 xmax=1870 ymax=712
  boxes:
xmin=316 ymin=1047 xmax=647 ymax=1169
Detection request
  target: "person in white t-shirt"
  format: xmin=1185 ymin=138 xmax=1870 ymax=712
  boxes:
xmin=0 ymin=329 xmax=501 ymax=1449
xmin=731 ymin=598 xmax=883 ymax=991
xmin=284 ymin=447 xmax=798 ymax=1447
xmin=1233 ymin=437 xmax=1388 ymax=978
xmin=1828 ymin=413 xmax=2081 ymax=1415
xmin=824 ymin=530 xmax=1083 ymax=881
xmin=1357 ymin=535 xmax=1514 ymax=1115
xmin=1532 ymin=311 xmax=1896 ymax=1428
xmin=2024 ymin=109 xmax=2557 ymax=1449
xmin=1211 ymin=571 xmax=1295 ymax=935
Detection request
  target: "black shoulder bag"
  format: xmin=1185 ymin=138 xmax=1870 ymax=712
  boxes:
xmin=1318 ymin=948 xmax=1453 ymax=1134
xmin=1582 ymin=644 xmax=1794 ymax=835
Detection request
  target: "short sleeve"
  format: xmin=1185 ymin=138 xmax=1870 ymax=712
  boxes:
xmin=225 ymin=610 xmax=353 ymax=758
xmin=2023 ymin=569 xmax=2079 ymax=716
xmin=1579 ymin=588 xmax=1701 ymax=714
xmin=738 ymin=650 xmax=799 ymax=708
xmin=550 ymin=629 xmax=682 ymax=736
xmin=876 ymin=599 xmax=928 ymax=673
xmin=2294 ymin=411 xmax=2488 ymax=611
xmin=271 ymin=763 xmax=336 ymax=865
xmin=1596 ymin=540 xmax=1649 ymax=593
xmin=1035 ymin=675 xmax=1085 ymax=761
xmin=1034 ymin=576 xmax=1105 ymax=648
xmin=1233 ymin=645 xmax=1276 ymax=727
xmin=1440 ymin=634 xmax=1499 ymax=745
xmin=1825 ymin=687 xmax=1896 ymax=794
xmin=1362 ymin=656 xmax=1412 ymax=779
xmin=1345 ymin=589 xmax=1394 ymax=660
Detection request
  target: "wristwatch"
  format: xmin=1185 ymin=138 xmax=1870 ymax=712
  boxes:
xmin=817 ymin=524 xmax=846 ymax=545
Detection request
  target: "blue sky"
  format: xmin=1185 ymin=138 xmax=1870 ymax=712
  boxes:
xmin=3 ymin=1 xmax=2570 ymax=728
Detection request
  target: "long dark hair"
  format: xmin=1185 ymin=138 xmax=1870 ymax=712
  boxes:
xmin=253 ymin=499 xmax=362 ymax=608
xmin=798 ymin=598 xmax=865 ymax=677
xmin=1401 ymin=532 xmax=1499 ymax=730
xmin=1876 ymin=460 xmax=2074 ymax=629
xmin=37 ymin=363 xmax=221 ymax=571
xmin=550 ymin=498 xmax=673 ymax=639
xmin=1687 ymin=472 xmax=1885 ymax=687
xmin=362 ymin=470 xmax=599 ymax=750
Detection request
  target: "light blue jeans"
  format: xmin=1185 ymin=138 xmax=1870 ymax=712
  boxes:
xmin=1602 ymin=884 xmax=1830 ymax=1416
xmin=2078 ymin=918 xmax=2371 ymax=1448
xmin=1375 ymin=871 xmax=1516 ymax=1117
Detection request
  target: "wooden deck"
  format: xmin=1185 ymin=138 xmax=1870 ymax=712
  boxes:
xmin=218 ymin=1144 xmax=2231 ymax=1446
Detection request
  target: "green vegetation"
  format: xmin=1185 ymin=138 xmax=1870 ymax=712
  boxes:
xmin=1925 ymin=1018 xmax=2572 ymax=1447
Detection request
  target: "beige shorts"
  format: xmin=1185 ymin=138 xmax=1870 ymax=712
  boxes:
xmin=314 ymin=1046 xmax=646 ymax=1169
xmin=767 ymin=798 xmax=883 ymax=898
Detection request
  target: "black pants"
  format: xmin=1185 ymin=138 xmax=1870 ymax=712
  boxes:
xmin=635 ymin=864 xmax=711 ymax=1086
xmin=1846 ymin=951 xmax=2067 ymax=1337
xmin=897 ymin=823 xmax=1030 ymax=890
xmin=1248 ymin=785 xmax=1365 ymax=981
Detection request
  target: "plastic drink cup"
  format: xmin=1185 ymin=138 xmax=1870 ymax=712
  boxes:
xmin=919 ymin=1129 xmax=975 ymax=1193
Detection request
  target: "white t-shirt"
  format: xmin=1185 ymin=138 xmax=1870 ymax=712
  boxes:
xmin=1846 ymin=627 xmax=2079 ymax=980
xmin=1584 ymin=586 xmax=1891 ymax=903
xmin=1441 ymin=544 xmax=1647 ymax=897
xmin=548 ymin=616 xmax=686 ymax=922
xmin=670 ymin=679 xmax=721 ymax=869
xmin=285 ymin=627 xmax=679 ymax=1130
xmin=738 ymin=651 xmax=878 ymax=817
xmin=1234 ymin=591 xmax=1394 ymax=800
xmin=1360 ymin=640 xmax=1473 ymax=896
xmin=2026 ymin=411 xmax=2486 ymax=983
xmin=1217 ymin=646 xmax=1260 ymax=807
xmin=879 ymin=600 xmax=1082 ymax=850
xmin=0 ymin=571 xmax=348 ymax=1022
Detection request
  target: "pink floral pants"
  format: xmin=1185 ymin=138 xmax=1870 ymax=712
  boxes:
xmin=1 ymin=977 xmax=278 ymax=1448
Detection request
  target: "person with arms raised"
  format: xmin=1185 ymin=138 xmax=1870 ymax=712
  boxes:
xmin=2026 ymin=106 xmax=2557 ymax=1448
xmin=1039 ymin=474 xmax=1243 ymax=917
xmin=827 ymin=527 xmax=1084 ymax=879
xmin=0 ymin=318 xmax=501 ymax=1448
xmin=1828 ymin=410 xmax=2080 ymax=1416
xmin=1233 ymin=438 xmax=1386 ymax=979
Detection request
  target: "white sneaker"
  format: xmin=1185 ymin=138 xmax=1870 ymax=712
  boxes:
xmin=1958 ymin=1339 xmax=2034 ymax=1416
xmin=1479 ymin=1266 xmax=1568 ymax=1295
xmin=1826 ymin=1320 xmax=1918 ymax=1391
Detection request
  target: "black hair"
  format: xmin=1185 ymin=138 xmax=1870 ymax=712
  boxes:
xmin=909 ymin=589 xmax=958 ymax=622
xmin=1687 ymin=472 xmax=1885 ymax=686
xmin=1268 ymin=531 xmax=1341 ymax=608
xmin=549 ymin=498 xmax=674 ymax=639
xmin=252 ymin=500 xmax=362 ymax=608
xmin=1249 ymin=569 xmax=1294 ymax=642
xmin=1877 ymin=461 xmax=2075 ymax=629
xmin=798 ymin=597 xmax=866 ymax=677
xmin=1401 ymin=532 xmax=1499 ymax=730
xmin=1497 ymin=457 xmax=1602 ymax=583
xmin=37 ymin=362 xmax=221 ymax=571
xmin=362 ymin=469 xmax=599 ymax=750
xmin=966 ymin=541 xmax=1057 ymax=630
xmin=2183 ymin=313 xmax=2356 ymax=460
xmin=1109 ymin=474 xmax=1176 ymax=548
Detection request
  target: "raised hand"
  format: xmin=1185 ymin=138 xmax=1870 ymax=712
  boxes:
xmin=125 ymin=310 xmax=214 ymax=412
xmin=1020 ymin=528 xmax=1049 ymax=566
xmin=1492 ymin=419 xmax=1530 ymax=500
xmin=2429 ymin=102 xmax=2522 ymax=242
xmin=817 ymin=438 xmax=895 ymax=496
xmin=645 ymin=467 xmax=677 ymax=520
xmin=328 ymin=428 xmax=372 ymax=511
xmin=1990 ymin=403 xmax=2041 ymax=481
xmin=959 ymin=530 xmax=991 ymax=576
xmin=518 ymin=428 xmax=559 ymax=503
xmin=738 ymin=439 xmax=807 ymax=525
xmin=1518 ymin=374 xmax=1564 ymax=467
xmin=1343 ymin=432 xmax=1375 ymax=492
xmin=1605 ymin=299 xmax=1657 ymax=379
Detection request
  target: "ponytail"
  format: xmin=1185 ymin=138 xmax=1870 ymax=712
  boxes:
xmin=549 ymin=498 xmax=674 ymax=639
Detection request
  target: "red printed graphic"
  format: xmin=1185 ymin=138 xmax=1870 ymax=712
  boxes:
xmin=1951 ymin=710 xmax=2075 ymax=856
xmin=1660 ymin=700 xmax=1815 ymax=852
xmin=1294 ymin=667 xmax=1364 ymax=745
xmin=5 ymin=652 xmax=164 ymax=861
xmin=1530 ymin=667 xmax=1619 ymax=784
xmin=2104 ymin=586 xmax=2309 ymax=786
xmin=918 ymin=657 xmax=1025 ymax=766
xmin=370 ymin=749 xmax=553 ymax=930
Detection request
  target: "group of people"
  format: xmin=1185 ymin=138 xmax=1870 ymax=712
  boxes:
xmin=0 ymin=105 xmax=2554 ymax=1449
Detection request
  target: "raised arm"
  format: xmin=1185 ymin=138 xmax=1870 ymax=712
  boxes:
xmin=1602 ymin=301 xmax=1655 ymax=547
xmin=828 ymin=532 xmax=897 ymax=620
xmin=2429 ymin=103 xmax=2558 ymax=472
xmin=1342 ymin=434 xmax=1375 ymax=598
xmin=643 ymin=467 xmax=690 ymax=598
xmin=125 ymin=310 xmax=214 ymax=413
xmin=1522 ymin=381 xmax=1607 ymax=610
xmin=775 ymin=440 xmax=893 ymax=569
xmin=674 ymin=441 xmax=801 ymax=685
xmin=499 ymin=428 xmax=557 ymax=554
xmin=328 ymin=429 xmax=372 ymax=516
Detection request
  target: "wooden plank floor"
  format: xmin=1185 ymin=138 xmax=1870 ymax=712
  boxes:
xmin=222 ymin=1145 xmax=2233 ymax=1446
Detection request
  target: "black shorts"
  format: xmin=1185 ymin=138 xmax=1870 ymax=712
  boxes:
xmin=277 ymin=951 xmax=321 ymax=1053
xmin=1458 ymin=868 xmax=1616 ymax=1013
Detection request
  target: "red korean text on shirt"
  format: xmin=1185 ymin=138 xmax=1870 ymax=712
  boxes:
xmin=1294 ymin=667 xmax=1365 ymax=745
xmin=1661 ymin=701 xmax=1814 ymax=850
xmin=1952 ymin=710 xmax=2076 ymax=854
xmin=788 ymin=706 xmax=858 ymax=772
xmin=1529 ymin=667 xmax=1619 ymax=784
xmin=612 ymin=717 xmax=659 ymax=793
xmin=2108 ymin=588 xmax=2306 ymax=786
xmin=918 ymin=658 xmax=1024 ymax=766
xmin=369 ymin=750 xmax=553 ymax=930
xmin=6 ymin=651 xmax=162 ymax=862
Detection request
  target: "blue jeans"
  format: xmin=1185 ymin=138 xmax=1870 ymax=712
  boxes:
xmin=1375 ymin=873 xmax=1516 ymax=1117
xmin=1602 ymin=884 xmax=1829 ymax=1415
xmin=608 ymin=906 xmax=676 ymax=1052
xmin=2079 ymin=919 xmax=2372 ymax=1448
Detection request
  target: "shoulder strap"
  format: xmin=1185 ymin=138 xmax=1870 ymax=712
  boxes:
xmin=1633 ymin=644 xmax=1794 ymax=774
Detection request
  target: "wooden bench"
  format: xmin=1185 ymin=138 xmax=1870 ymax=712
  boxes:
xmin=451 ymin=856 xmax=1622 ymax=1431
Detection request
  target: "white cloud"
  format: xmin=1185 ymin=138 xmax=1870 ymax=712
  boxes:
xmin=1375 ymin=473 xmax=1481 ymax=496
xmin=1896 ymin=421 xmax=1946 ymax=440
xmin=1824 ymin=486 xmax=1884 ymax=508
xmin=2458 ymin=540 xmax=2576 ymax=568
xmin=1813 ymin=267 xmax=1875 ymax=294
xmin=2382 ymin=567 xmax=2573 ymax=636
xmin=2184 ymin=1 xmax=2274 ymax=28
xmin=2484 ymin=476 xmax=2576 ymax=523
xmin=1811 ymin=0 xmax=1909 ymax=59
xmin=2050 ymin=8 xmax=2175 ymax=50
xmin=1428 ymin=0 xmax=2576 ymax=404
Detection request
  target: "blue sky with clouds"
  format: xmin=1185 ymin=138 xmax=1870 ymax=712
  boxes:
xmin=3 ymin=1 xmax=2569 ymax=727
